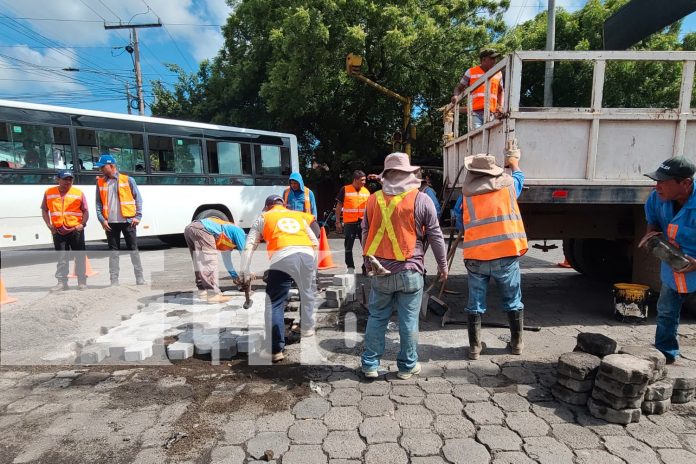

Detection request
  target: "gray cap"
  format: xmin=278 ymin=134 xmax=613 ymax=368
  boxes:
xmin=644 ymin=157 xmax=696 ymax=181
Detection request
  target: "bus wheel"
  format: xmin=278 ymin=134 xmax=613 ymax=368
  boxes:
xmin=195 ymin=208 xmax=229 ymax=222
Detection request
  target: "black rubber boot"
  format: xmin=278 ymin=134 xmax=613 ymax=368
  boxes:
xmin=508 ymin=310 xmax=524 ymax=355
xmin=468 ymin=313 xmax=482 ymax=360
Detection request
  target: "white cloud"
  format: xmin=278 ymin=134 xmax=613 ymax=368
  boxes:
xmin=0 ymin=45 xmax=87 ymax=95
xmin=503 ymin=0 xmax=587 ymax=28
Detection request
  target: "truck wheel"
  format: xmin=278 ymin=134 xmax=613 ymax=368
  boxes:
xmin=572 ymin=238 xmax=632 ymax=283
xmin=160 ymin=209 xmax=230 ymax=247
xmin=562 ymin=239 xmax=583 ymax=274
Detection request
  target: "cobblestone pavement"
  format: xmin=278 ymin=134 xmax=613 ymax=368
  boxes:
xmin=1 ymin=240 xmax=696 ymax=463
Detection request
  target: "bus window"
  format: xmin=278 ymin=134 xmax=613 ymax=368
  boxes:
xmin=150 ymin=136 xmax=202 ymax=173
xmin=206 ymin=141 xmax=252 ymax=175
xmin=254 ymin=145 xmax=289 ymax=176
xmin=2 ymin=123 xmax=72 ymax=170
xmin=75 ymin=129 xmax=144 ymax=172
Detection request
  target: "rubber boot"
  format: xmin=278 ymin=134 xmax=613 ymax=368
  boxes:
xmin=508 ymin=310 xmax=524 ymax=355
xmin=467 ymin=313 xmax=482 ymax=360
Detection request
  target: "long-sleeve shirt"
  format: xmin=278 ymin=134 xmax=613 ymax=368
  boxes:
xmin=361 ymin=191 xmax=447 ymax=275
xmin=199 ymin=218 xmax=246 ymax=279
xmin=95 ymin=171 xmax=143 ymax=223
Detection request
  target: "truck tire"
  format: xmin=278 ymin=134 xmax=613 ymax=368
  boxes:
xmin=562 ymin=239 xmax=583 ymax=274
xmin=159 ymin=209 xmax=231 ymax=247
xmin=572 ymin=238 xmax=632 ymax=283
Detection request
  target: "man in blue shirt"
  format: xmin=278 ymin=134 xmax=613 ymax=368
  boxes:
xmin=184 ymin=217 xmax=246 ymax=304
xmin=283 ymin=172 xmax=318 ymax=219
xmin=640 ymin=156 xmax=696 ymax=363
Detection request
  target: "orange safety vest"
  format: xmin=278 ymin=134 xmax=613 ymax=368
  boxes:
xmin=97 ymin=173 xmax=136 ymax=220
xmin=461 ymin=185 xmax=528 ymax=261
xmin=262 ymin=205 xmax=314 ymax=257
xmin=45 ymin=186 xmax=84 ymax=228
xmin=205 ymin=217 xmax=237 ymax=251
xmin=342 ymin=184 xmax=370 ymax=223
xmin=363 ymin=189 xmax=418 ymax=261
xmin=468 ymin=65 xmax=502 ymax=112
xmin=283 ymin=186 xmax=311 ymax=214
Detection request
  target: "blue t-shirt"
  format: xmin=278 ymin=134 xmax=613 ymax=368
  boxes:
xmin=200 ymin=218 xmax=246 ymax=279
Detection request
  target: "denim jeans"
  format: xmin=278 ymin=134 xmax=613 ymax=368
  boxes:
xmin=52 ymin=230 xmax=86 ymax=284
xmin=655 ymin=284 xmax=689 ymax=361
xmin=465 ymin=256 xmax=523 ymax=314
xmin=106 ymin=222 xmax=143 ymax=280
xmin=361 ymin=270 xmax=424 ymax=372
xmin=471 ymin=110 xmax=484 ymax=129
xmin=343 ymin=222 xmax=362 ymax=269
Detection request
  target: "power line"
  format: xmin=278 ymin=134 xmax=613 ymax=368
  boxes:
xmin=78 ymin=0 xmax=107 ymax=21
xmin=140 ymin=0 xmax=197 ymax=73
xmin=0 ymin=17 xmax=222 ymax=26
xmin=97 ymin=0 xmax=122 ymax=22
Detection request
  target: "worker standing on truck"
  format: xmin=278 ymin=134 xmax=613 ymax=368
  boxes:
xmin=335 ymin=170 xmax=370 ymax=273
xmin=284 ymin=172 xmax=318 ymax=219
xmin=451 ymin=48 xmax=504 ymax=129
xmin=639 ymin=157 xmax=696 ymax=364
xmin=461 ymin=146 xmax=527 ymax=360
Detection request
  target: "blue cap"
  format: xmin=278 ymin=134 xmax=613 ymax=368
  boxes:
xmin=94 ymin=154 xmax=117 ymax=167
xmin=57 ymin=170 xmax=74 ymax=179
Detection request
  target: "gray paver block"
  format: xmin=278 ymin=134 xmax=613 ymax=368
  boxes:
xmin=222 ymin=419 xmax=255 ymax=444
xmin=492 ymin=392 xmax=530 ymax=412
xmin=491 ymin=451 xmax=537 ymax=464
xmin=323 ymin=406 xmax=363 ymax=431
xmin=530 ymin=402 xmax=575 ymax=424
xmin=587 ymin=398 xmax=641 ymax=425
xmin=504 ymin=411 xmax=550 ymax=438
xmin=603 ymin=435 xmax=659 ymax=464
xmin=390 ymin=384 xmax=424 ymax=404
xmin=666 ymin=364 xmax=696 ymax=390
xmin=468 ymin=360 xmax=501 ymax=377
xmin=282 ymin=444 xmax=328 ymax=464
xmin=626 ymin=419 xmax=682 ymax=448
xmin=556 ymin=373 xmax=594 ymax=392
xmin=574 ymin=449 xmax=626 ymax=464
xmin=289 ymin=419 xmax=328 ymax=444
xmin=463 ymin=402 xmax=504 ymax=425
xmin=501 ymin=366 xmax=536 ymax=384
xmin=394 ymin=404 xmax=433 ymax=429
xmin=442 ymin=438 xmax=490 ymax=464
xmin=551 ymin=383 xmax=590 ymax=405
xmin=644 ymin=379 xmax=674 ymax=401
xmin=557 ymin=352 xmax=601 ymax=380
xmin=78 ymin=344 xmax=109 ymax=364
xmin=166 ymin=342 xmax=194 ymax=360
xmin=671 ymin=388 xmax=695 ymax=404
xmin=326 ymin=286 xmax=345 ymax=301
xmin=209 ymin=445 xmax=245 ymax=464
xmin=123 ymin=341 xmax=153 ymax=361
xmin=365 ymin=443 xmax=408 ymax=464
xmin=323 ymin=431 xmax=366 ymax=459
xmin=595 ymin=372 xmax=648 ymax=397
xmin=358 ymin=395 xmax=394 ymax=417
xmin=358 ymin=380 xmax=391 ymax=396
xmin=618 ymin=345 xmax=666 ymax=371
xmin=358 ymin=416 xmax=401 ymax=444
xmin=236 ymin=333 xmax=262 ymax=353
xmin=523 ymin=436 xmax=574 ymax=464
xmin=328 ymin=372 xmax=360 ymax=388
xmin=641 ymin=398 xmax=670 ymax=415
xmin=599 ymin=354 xmax=653 ymax=385
xmin=575 ymin=332 xmax=618 ymax=357
xmin=550 ymin=423 xmax=601 ymax=449
xmin=658 ymin=448 xmax=696 ymax=464
xmin=401 ymin=428 xmax=443 ymax=456
xmin=256 ymin=411 xmax=295 ymax=432
xmin=476 ymin=425 xmax=522 ymax=451
xmin=592 ymin=385 xmax=643 ymax=409
xmin=246 ymin=431 xmax=290 ymax=460
xmin=647 ymin=412 xmax=693 ymax=433
xmin=411 ymin=457 xmax=448 ymax=464
xmin=452 ymin=384 xmax=490 ymax=402
xmin=423 ymin=393 xmax=463 ymax=414
xmin=293 ymin=397 xmax=331 ymax=419
xmin=433 ymin=414 xmax=475 ymax=439
xmin=329 ymin=388 xmax=361 ymax=407
xmin=417 ymin=377 xmax=452 ymax=394
xmin=6 ymin=397 xmax=44 ymax=414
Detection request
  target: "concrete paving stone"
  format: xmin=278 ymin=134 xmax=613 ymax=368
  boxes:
xmin=531 ymin=401 xmax=575 ymax=424
xmin=71 ymin=372 xmax=112 ymax=387
xmin=322 ymin=406 xmax=363 ymax=431
xmin=518 ymin=384 xmax=553 ymax=402
xmin=592 ymin=385 xmax=643 ymax=409
xmin=603 ymin=435 xmax=660 ymax=464
xmin=557 ymin=352 xmax=601 ymax=380
xmin=78 ymin=344 xmax=109 ymax=364
xmin=415 ymin=389 xmax=459 ymax=413
xmin=443 ymin=368 xmax=479 ymax=385
xmin=551 ymin=382 xmax=591 ymax=405
xmin=588 ymin=398 xmax=641 ymax=425
xmin=123 ymin=341 xmax=153 ymax=361
xmin=576 ymin=332 xmax=618 ymax=357
xmin=478 ymin=376 xmax=511 ymax=388
xmin=358 ymin=416 xmax=401 ymax=444
xmin=641 ymin=398 xmax=670 ymax=415
xmin=209 ymin=445 xmax=245 ymax=464
xmin=236 ymin=333 xmax=262 ymax=353
xmin=365 ymin=443 xmax=408 ymax=464
xmin=323 ymin=431 xmax=366 ymax=460
xmin=599 ymin=354 xmax=653 ymax=385
xmin=329 ymin=388 xmax=361 ymax=407
xmin=131 ymin=447 xmax=171 ymax=464
xmin=14 ymin=373 xmax=55 ymax=388
xmin=433 ymin=414 xmax=475 ymax=439
xmin=452 ymin=384 xmax=490 ymax=402
xmin=410 ymin=457 xmax=448 ymax=464
xmin=358 ymin=395 xmax=394 ymax=417
xmin=293 ymin=397 xmax=331 ymax=419
xmin=575 ymin=411 xmax=628 ymax=436
xmin=684 ymin=434 xmax=696 ymax=453
xmin=556 ymin=373 xmax=594 ymax=392
xmin=418 ymin=363 xmax=445 ymax=378
xmin=327 ymin=372 xmax=360 ymax=388
xmin=671 ymin=388 xmax=695 ymax=404
xmin=468 ymin=360 xmax=501 ymax=377
xmin=492 ymin=392 xmax=530 ymax=412
xmin=256 ymin=411 xmax=295 ymax=432
xmin=246 ymin=431 xmax=290 ymax=460
xmin=523 ymin=436 xmax=574 ymax=464
xmin=504 ymin=411 xmax=550 ymax=438
xmin=658 ymin=448 xmax=696 ymax=464
xmin=442 ymin=438 xmax=491 ymax=464
xmin=329 ymin=461 xmax=361 ymax=464
xmin=650 ymin=366 xmax=667 ymax=383
xmin=282 ymin=444 xmax=328 ymax=464
xmin=595 ymin=372 xmax=649 ymax=397
xmin=491 ymin=451 xmax=537 ymax=464
xmin=5 ymin=397 xmax=44 ymax=414
xmin=417 ymin=377 xmax=452 ymax=394
xmin=666 ymin=365 xmax=696 ymax=390
xmin=476 ymin=425 xmax=522 ymax=451
xmin=390 ymin=384 xmax=424 ymax=404
xmin=289 ymin=419 xmax=328 ymax=444
xmin=626 ymin=419 xmax=683 ymax=448
xmin=401 ymin=428 xmax=443 ymax=456
xmin=647 ymin=413 xmax=694 ymax=433
xmin=394 ymin=404 xmax=434 ymax=429
xmin=644 ymin=379 xmax=674 ymax=401
xmin=166 ymin=341 xmax=194 ymax=360
xmin=550 ymin=423 xmax=601 ymax=449
xmin=463 ymin=402 xmax=504 ymax=425
xmin=358 ymin=380 xmax=391 ymax=396
xmin=618 ymin=345 xmax=666 ymax=372
xmin=222 ymin=418 xmax=255 ymax=444
xmin=501 ymin=366 xmax=537 ymax=384
xmin=574 ymin=449 xmax=626 ymax=464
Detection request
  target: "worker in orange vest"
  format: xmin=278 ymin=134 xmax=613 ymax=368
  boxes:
xmin=451 ymin=48 xmax=504 ymax=129
xmin=94 ymin=154 xmax=145 ymax=286
xmin=41 ymin=170 xmax=89 ymax=291
xmin=240 ymin=195 xmax=319 ymax=363
xmin=361 ymin=153 xmax=448 ymax=380
xmin=461 ymin=145 xmax=527 ymax=360
xmin=283 ymin=172 xmax=318 ymax=219
xmin=335 ymin=170 xmax=370 ymax=273
xmin=184 ymin=217 xmax=247 ymax=304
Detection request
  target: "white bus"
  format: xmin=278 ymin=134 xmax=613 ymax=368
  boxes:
xmin=0 ymin=100 xmax=299 ymax=248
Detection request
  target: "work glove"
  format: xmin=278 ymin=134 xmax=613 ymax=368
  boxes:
xmin=504 ymin=138 xmax=521 ymax=161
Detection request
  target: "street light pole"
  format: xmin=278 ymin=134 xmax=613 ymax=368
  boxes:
xmin=544 ymin=0 xmax=556 ymax=107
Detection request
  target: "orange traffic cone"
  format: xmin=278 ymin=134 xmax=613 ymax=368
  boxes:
xmin=557 ymin=258 xmax=572 ymax=268
xmin=0 ymin=278 xmax=17 ymax=305
xmin=68 ymin=256 xmax=99 ymax=278
xmin=317 ymin=227 xmax=336 ymax=270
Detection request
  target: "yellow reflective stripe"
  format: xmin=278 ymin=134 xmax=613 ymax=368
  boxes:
xmin=365 ymin=190 xmax=410 ymax=260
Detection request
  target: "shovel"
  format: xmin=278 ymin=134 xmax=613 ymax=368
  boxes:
xmin=420 ymin=231 xmax=463 ymax=320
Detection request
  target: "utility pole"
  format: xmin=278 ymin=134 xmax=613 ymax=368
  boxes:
xmin=104 ymin=21 xmax=161 ymax=115
xmin=544 ymin=0 xmax=556 ymax=107
xmin=125 ymin=82 xmax=133 ymax=115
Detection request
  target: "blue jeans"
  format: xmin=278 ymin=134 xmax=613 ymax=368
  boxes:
xmin=361 ymin=270 xmax=424 ymax=373
xmin=655 ymin=284 xmax=688 ymax=361
xmin=465 ymin=257 xmax=523 ymax=314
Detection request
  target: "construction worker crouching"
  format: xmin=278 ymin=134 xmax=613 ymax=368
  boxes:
xmin=335 ymin=170 xmax=370 ymax=273
xmin=461 ymin=145 xmax=527 ymax=360
xmin=240 ymin=195 xmax=319 ymax=363
xmin=184 ymin=216 xmax=246 ymax=304
xmin=361 ymin=153 xmax=448 ymax=379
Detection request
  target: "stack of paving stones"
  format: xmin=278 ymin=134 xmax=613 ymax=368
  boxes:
xmin=323 ymin=274 xmax=356 ymax=309
xmin=667 ymin=365 xmax=696 ymax=405
xmin=552 ymin=352 xmax=600 ymax=406
xmin=619 ymin=345 xmax=673 ymax=415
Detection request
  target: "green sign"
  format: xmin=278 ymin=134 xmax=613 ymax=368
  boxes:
xmin=176 ymin=139 xmax=183 ymax=146
xmin=12 ymin=126 xmax=21 ymax=134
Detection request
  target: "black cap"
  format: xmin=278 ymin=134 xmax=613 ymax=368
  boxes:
xmin=264 ymin=194 xmax=284 ymax=210
xmin=479 ymin=48 xmax=500 ymax=59
xmin=644 ymin=157 xmax=696 ymax=181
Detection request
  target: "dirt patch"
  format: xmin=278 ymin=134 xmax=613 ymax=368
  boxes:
xmin=108 ymin=382 xmax=195 ymax=409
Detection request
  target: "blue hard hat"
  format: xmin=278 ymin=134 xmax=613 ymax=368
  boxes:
xmin=56 ymin=169 xmax=74 ymax=179
xmin=94 ymin=154 xmax=117 ymax=167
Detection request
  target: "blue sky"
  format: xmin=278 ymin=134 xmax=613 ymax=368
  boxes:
xmin=1 ymin=0 xmax=695 ymax=116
